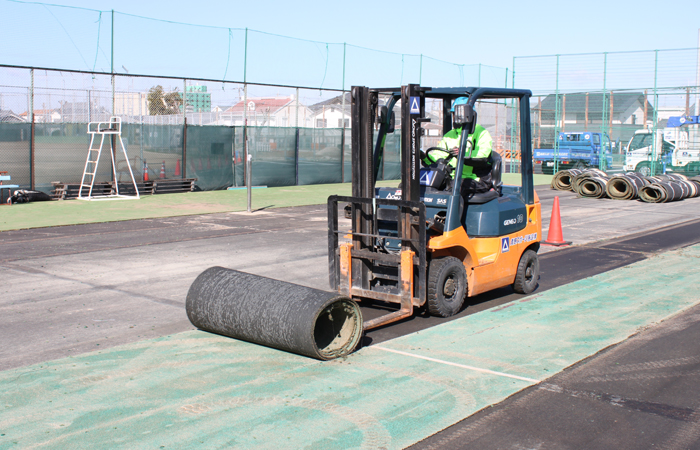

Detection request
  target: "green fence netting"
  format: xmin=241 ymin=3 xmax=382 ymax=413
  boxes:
xmin=1 ymin=121 xmax=406 ymax=195
xmin=0 ymin=123 xmax=31 ymax=189
xmin=185 ymin=125 xmax=233 ymax=191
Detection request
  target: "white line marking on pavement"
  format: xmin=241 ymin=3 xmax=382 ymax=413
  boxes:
xmin=372 ymin=346 xmax=540 ymax=383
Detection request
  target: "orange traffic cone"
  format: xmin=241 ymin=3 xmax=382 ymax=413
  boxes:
xmin=143 ymin=161 xmax=149 ymax=182
xmin=542 ymin=196 xmax=571 ymax=246
xmin=175 ymin=159 xmax=181 ymax=176
xmin=160 ymin=161 xmax=166 ymax=179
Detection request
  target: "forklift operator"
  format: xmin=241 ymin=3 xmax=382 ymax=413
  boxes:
xmin=423 ymin=97 xmax=494 ymax=196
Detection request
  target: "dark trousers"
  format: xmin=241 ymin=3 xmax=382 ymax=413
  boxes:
xmin=460 ymin=177 xmax=492 ymax=197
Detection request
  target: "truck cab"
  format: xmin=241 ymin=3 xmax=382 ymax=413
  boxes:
xmin=624 ymin=127 xmax=700 ymax=176
xmin=534 ymin=131 xmax=613 ymax=174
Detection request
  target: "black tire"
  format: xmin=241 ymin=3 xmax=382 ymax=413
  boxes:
xmin=513 ymin=249 xmax=540 ymax=294
xmin=427 ymin=256 xmax=467 ymax=317
xmin=635 ymin=162 xmax=652 ymax=177
xmin=573 ymin=161 xmax=587 ymax=170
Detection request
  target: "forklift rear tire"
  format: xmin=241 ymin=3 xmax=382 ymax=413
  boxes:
xmin=513 ymin=249 xmax=540 ymax=294
xmin=427 ymin=256 xmax=467 ymax=318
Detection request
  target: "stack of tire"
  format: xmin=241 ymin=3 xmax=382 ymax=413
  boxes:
xmin=551 ymin=169 xmax=700 ymax=203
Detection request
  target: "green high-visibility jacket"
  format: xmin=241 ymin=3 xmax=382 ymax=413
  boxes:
xmin=424 ymin=125 xmax=493 ymax=180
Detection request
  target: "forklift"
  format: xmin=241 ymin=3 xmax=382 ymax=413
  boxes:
xmin=328 ymin=84 xmax=542 ymax=330
xmin=186 ymin=84 xmax=543 ymax=360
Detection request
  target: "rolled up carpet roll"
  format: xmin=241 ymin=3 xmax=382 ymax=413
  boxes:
xmin=688 ymin=176 xmax=700 ymax=191
xmin=551 ymin=169 xmax=581 ymax=191
xmin=577 ymin=176 xmax=609 ymax=198
xmin=186 ymin=267 xmax=363 ymax=360
xmin=572 ymin=169 xmax=608 ymax=194
xmin=639 ymin=181 xmax=686 ymax=203
xmin=681 ymin=180 xmax=699 ymax=198
xmin=639 ymin=183 xmax=668 ymax=203
xmin=605 ymin=173 xmax=649 ymax=200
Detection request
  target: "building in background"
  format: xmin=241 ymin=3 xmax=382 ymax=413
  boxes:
xmin=115 ymin=92 xmax=148 ymax=117
xmin=184 ymin=85 xmax=211 ymax=113
xmin=0 ymin=110 xmax=25 ymax=123
xmin=309 ymin=93 xmax=351 ymax=128
xmin=217 ymin=96 xmax=312 ymax=127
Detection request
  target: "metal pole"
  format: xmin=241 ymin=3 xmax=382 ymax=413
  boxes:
xmin=244 ymin=28 xmax=252 ymax=213
xmin=183 ymin=79 xmax=187 ymax=179
xmin=554 ymin=55 xmax=560 ymax=173
xmin=510 ymin=57 xmax=516 ymax=173
xmin=341 ymin=42 xmax=346 ymax=129
xmin=111 ymin=10 xmax=114 ymax=74
xmin=419 ymin=54 xmax=423 ymax=85
xmin=651 ymin=50 xmax=659 ymax=176
xmin=111 ymin=10 xmax=115 ymax=116
xmin=244 ymin=28 xmax=248 ymax=84
xmin=478 ymin=63 xmax=481 ymax=87
xmin=600 ymin=52 xmax=608 ymax=171
xmin=295 ymin=128 xmax=300 ymax=185
xmin=341 ymin=43 xmax=347 ymax=182
xmin=696 ymin=29 xmax=700 ymax=117
xmin=244 ymin=84 xmax=251 ymax=213
xmin=694 ymin=29 xmax=699 ymax=149
xmin=30 ymin=69 xmax=35 ymax=190
xmin=295 ymin=87 xmax=299 ymax=128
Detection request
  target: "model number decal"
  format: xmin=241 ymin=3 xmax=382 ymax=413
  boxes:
xmin=509 ymin=233 xmax=538 ymax=246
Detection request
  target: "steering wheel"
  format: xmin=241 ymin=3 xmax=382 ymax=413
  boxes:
xmin=424 ymin=146 xmax=457 ymax=164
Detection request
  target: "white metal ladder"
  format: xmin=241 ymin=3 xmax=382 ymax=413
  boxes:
xmin=78 ymin=117 xmax=140 ymax=201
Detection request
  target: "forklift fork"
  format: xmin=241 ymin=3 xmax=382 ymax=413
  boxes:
xmin=328 ymin=195 xmax=426 ymax=330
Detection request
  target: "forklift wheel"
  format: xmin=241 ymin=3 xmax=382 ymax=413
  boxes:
xmin=427 ymin=256 xmax=467 ymax=318
xmin=513 ymin=249 xmax=540 ymax=294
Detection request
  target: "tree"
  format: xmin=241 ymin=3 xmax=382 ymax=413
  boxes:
xmin=147 ymin=85 xmax=183 ymax=115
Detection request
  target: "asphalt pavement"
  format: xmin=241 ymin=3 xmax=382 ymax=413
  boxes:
xmin=1 ymin=186 xmax=700 ymax=448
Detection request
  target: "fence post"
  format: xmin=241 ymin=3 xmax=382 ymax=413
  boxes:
xmin=243 ymin=28 xmax=252 ymax=212
xmin=510 ymin=57 xmax=516 ymax=173
xmin=599 ymin=52 xmax=608 ymax=171
xmin=651 ymin=50 xmax=659 ymax=176
xmin=111 ymin=10 xmax=115 ymax=116
xmin=183 ymin=79 xmax=187 ymax=179
xmin=553 ymin=54 xmax=560 ymax=174
xmin=295 ymin=128 xmax=300 ymax=185
xmin=183 ymin=117 xmax=187 ymax=179
xmin=419 ymin=54 xmax=423 ymax=85
xmin=295 ymin=87 xmax=299 ymax=128
xmin=30 ymin=68 xmax=35 ymax=190
xmin=341 ymin=43 xmax=347 ymax=182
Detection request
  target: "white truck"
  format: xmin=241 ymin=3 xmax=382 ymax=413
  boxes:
xmin=624 ymin=115 xmax=700 ymax=176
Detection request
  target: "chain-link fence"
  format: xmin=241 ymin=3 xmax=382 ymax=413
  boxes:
xmin=0 ymin=64 xmax=522 ymax=194
xmin=514 ymin=49 xmax=700 ymax=177
xmin=0 ymin=2 xmax=508 ymax=90
xmin=0 ymin=66 xmax=400 ymax=193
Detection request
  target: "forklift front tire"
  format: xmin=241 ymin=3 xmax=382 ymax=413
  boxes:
xmin=513 ymin=249 xmax=540 ymax=294
xmin=427 ymin=256 xmax=467 ymax=318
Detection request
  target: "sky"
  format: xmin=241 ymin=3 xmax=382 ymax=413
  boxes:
xmin=1 ymin=0 xmax=699 ymax=94
xmin=10 ymin=0 xmax=697 ymax=68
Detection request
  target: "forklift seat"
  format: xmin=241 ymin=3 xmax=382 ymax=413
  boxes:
xmin=464 ymin=151 xmax=502 ymax=204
